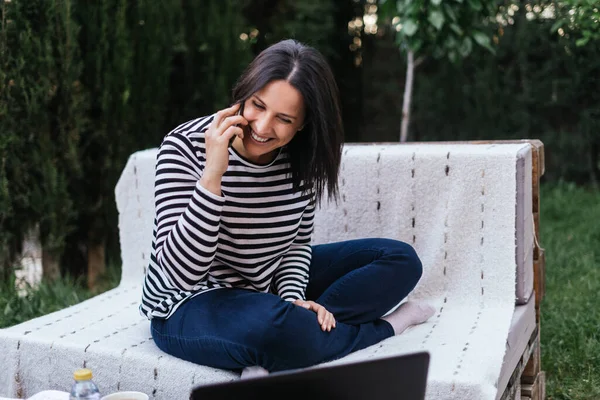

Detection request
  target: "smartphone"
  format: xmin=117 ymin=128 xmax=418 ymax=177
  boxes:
xmin=230 ymin=102 xmax=245 ymax=147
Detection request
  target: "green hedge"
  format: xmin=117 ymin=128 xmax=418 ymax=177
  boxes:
xmin=0 ymin=0 xmax=254 ymax=281
xmin=1 ymin=0 xmax=597 ymax=282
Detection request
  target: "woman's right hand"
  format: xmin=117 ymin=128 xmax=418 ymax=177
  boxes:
xmin=200 ymin=104 xmax=247 ymax=194
xmin=294 ymin=300 xmax=336 ymax=332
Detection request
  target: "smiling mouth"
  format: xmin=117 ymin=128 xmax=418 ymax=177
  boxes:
xmin=250 ymin=129 xmax=273 ymax=144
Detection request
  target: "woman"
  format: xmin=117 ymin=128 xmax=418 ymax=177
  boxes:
xmin=140 ymin=39 xmax=434 ymax=377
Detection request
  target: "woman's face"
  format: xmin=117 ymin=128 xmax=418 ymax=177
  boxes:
xmin=232 ymin=79 xmax=306 ymax=164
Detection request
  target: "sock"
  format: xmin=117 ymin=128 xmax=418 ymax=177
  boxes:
xmin=241 ymin=366 xmax=270 ymax=379
xmin=382 ymin=301 xmax=436 ymax=335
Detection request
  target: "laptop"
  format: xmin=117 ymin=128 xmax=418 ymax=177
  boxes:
xmin=190 ymin=351 xmax=429 ymax=400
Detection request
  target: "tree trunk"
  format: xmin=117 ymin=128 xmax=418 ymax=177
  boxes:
xmin=590 ymin=139 xmax=599 ymax=189
xmin=400 ymin=50 xmax=415 ymax=142
xmin=42 ymin=247 xmax=61 ymax=282
xmin=87 ymin=240 xmax=106 ymax=291
xmin=0 ymin=242 xmax=13 ymax=283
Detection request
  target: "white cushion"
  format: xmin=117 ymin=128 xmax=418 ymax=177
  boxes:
xmin=1 ymin=143 xmax=536 ymax=400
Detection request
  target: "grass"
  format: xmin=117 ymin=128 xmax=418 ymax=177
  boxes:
xmin=540 ymin=182 xmax=600 ymax=400
xmin=0 ymin=265 xmax=120 ymax=329
xmin=0 ymin=183 xmax=598 ymax=398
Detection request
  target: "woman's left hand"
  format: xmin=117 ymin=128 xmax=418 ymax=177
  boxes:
xmin=293 ymin=300 xmax=336 ymax=332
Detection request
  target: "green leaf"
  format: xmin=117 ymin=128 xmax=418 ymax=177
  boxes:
xmin=450 ymin=23 xmax=463 ymax=36
xmin=396 ymin=0 xmax=410 ymax=13
xmin=444 ymin=35 xmax=458 ymax=50
xmin=444 ymin=4 xmax=458 ymax=22
xmin=403 ymin=19 xmax=418 ymax=36
xmin=378 ymin=0 xmax=398 ymax=17
xmin=122 ymin=89 xmax=130 ymax=105
xmin=550 ymin=20 xmax=565 ymax=33
xmin=576 ymin=37 xmax=590 ymax=47
xmin=448 ymin=50 xmax=458 ymax=63
xmin=428 ymin=10 xmax=445 ymax=30
xmin=473 ymin=31 xmax=493 ymax=51
xmin=406 ymin=2 xmax=421 ymax=15
xmin=412 ymin=39 xmax=424 ymax=53
xmin=467 ymin=0 xmax=482 ymax=11
xmin=396 ymin=31 xmax=406 ymax=46
xmin=459 ymin=37 xmax=473 ymax=57
xmin=431 ymin=0 xmax=442 ymax=5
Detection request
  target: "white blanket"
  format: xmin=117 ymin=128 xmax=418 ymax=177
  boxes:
xmin=312 ymin=144 xmax=521 ymax=398
xmin=0 ymin=143 xmax=527 ymax=399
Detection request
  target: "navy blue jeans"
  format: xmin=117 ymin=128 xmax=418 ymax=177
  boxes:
xmin=151 ymin=238 xmax=422 ymax=372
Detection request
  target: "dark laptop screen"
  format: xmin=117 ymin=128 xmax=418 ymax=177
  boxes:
xmin=191 ymin=351 xmax=429 ymax=400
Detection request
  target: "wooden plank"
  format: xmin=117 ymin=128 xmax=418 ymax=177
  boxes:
xmin=521 ymin=371 xmax=546 ymax=400
xmin=532 ymin=141 xmax=541 ymax=208
xmin=499 ymin=327 xmax=539 ymax=400
xmin=522 ymin=381 xmax=534 ymax=397
xmin=528 ymin=139 xmax=545 ymax=177
xmin=512 ymin=382 xmax=521 ymax=400
xmin=500 ymin=380 xmax=520 ymax=400
xmin=522 ymin=140 xmax=546 ymax=400
xmin=534 ymin=249 xmax=546 ymax=320
xmin=533 ymin=212 xmax=540 ymax=258
xmin=522 ymin=329 xmax=541 ymax=385
xmin=536 ymin=372 xmax=546 ymax=400
xmin=529 ymin=140 xmax=546 ymax=315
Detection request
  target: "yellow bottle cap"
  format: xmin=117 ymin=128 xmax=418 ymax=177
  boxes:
xmin=73 ymin=369 xmax=93 ymax=381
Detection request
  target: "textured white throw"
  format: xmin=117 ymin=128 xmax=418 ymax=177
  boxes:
xmin=311 ymin=144 xmax=522 ymax=399
xmin=0 ymin=143 xmax=528 ymax=399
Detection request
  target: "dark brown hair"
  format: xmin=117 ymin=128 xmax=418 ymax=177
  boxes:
xmin=231 ymin=39 xmax=343 ymax=202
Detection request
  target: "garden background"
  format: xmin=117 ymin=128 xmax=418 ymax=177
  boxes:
xmin=1 ymin=1 xmax=599 ymax=398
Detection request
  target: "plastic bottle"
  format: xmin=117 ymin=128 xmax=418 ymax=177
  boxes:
xmin=70 ymin=368 xmax=101 ymax=400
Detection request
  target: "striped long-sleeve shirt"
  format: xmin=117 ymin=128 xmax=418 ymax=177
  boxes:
xmin=140 ymin=115 xmax=315 ymax=319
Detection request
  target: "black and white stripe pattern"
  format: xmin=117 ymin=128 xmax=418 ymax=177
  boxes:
xmin=140 ymin=116 xmax=315 ymax=319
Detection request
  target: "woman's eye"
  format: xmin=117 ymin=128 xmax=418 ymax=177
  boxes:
xmin=252 ymin=100 xmax=291 ymax=123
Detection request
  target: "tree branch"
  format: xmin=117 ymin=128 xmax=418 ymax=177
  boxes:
xmin=400 ymin=50 xmax=415 ymax=142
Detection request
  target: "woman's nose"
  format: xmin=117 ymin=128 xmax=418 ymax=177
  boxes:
xmin=254 ymin=115 xmax=272 ymax=134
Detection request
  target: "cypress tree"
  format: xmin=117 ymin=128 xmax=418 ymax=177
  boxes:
xmin=168 ymin=0 xmax=252 ymax=126
xmin=126 ymin=0 xmax=179 ymax=151
xmin=0 ymin=0 xmax=26 ymax=280
xmin=59 ymin=1 xmax=253 ymax=288
xmin=61 ymin=0 xmax=134 ymax=287
xmin=0 ymin=0 xmax=84 ymax=282
xmin=41 ymin=0 xmax=87 ymax=281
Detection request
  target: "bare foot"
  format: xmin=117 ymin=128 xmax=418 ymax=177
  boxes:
xmin=382 ymin=301 xmax=436 ymax=335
